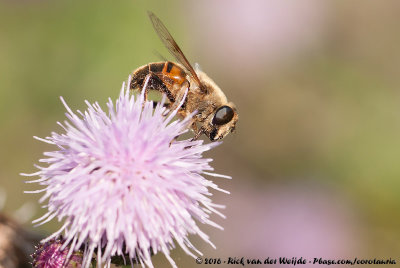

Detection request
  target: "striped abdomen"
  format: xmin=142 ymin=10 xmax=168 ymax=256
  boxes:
xmin=130 ymin=61 xmax=188 ymax=102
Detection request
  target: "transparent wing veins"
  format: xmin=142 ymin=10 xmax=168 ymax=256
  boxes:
xmin=147 ymin=11 xmax=204 ymax=90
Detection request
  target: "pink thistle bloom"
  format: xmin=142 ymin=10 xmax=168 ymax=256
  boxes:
xmin=23 ymin=78 xmax=230 ymax=267
xmin=32 ymin=238 xmax=83 ymax=268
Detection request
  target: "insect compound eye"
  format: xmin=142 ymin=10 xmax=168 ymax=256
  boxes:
xmin=212 ymin=106 xmax=234 ymax=125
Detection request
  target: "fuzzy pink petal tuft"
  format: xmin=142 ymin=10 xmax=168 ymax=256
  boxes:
xmin=24 ymin=78 xmax=230 ymax=268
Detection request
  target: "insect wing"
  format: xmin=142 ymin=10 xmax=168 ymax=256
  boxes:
xmin=148 ymin=11 xmax=203 ymax=89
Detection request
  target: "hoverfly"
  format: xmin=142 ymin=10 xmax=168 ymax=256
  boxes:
xmin=130 ymin=12 xmax=238 ymax=141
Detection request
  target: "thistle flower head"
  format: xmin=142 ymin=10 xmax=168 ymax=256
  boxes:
xmin=24 ymin=78 xmax=229 ymax=267
xmin=32 ymin=238 xmax=83 ymax=268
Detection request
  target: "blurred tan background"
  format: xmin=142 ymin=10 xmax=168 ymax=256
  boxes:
xmin=1 ymin=0 xmax=400 ymax=267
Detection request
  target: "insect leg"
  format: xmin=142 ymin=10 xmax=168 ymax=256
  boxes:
xmin=189 ymin=121 xmax=198 ymax=134
xmin=191 ymin=126 xmax=204 ymax=141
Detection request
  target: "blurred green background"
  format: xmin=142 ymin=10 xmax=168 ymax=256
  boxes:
xmin=1 ymin=0 xmax=400 ymax=267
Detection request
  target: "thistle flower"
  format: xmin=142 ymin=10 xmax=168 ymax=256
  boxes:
xmin=23 ymin=78 xmax=230 ymax=267
xmin=32 ymin=239 xmax=83 ymax=268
